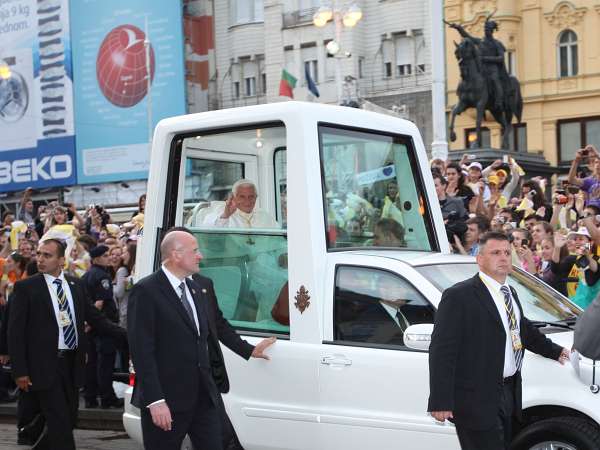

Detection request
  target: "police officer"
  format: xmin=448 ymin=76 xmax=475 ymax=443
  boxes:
xmin=82 ymin=245 xmax=123 ymax=409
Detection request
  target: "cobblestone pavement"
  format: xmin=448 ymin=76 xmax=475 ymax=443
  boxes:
xmin=0 ymin=422 xmax=142 ymax=450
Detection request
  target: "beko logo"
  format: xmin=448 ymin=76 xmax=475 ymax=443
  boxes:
xmin=0 ymin=155 xmax=72 ymax=184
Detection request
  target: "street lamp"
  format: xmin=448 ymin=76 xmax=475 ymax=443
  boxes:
xmin=313 ymin=2 xmax=363 ymax=104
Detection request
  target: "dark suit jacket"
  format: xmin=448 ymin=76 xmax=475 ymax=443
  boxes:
xmin=427 ymin=274 xmax=563 ymax=430
xmin=128 ymin=270 xmax=254 ymax=413
xmin=7 ymin=273 xmax=125 ymax=391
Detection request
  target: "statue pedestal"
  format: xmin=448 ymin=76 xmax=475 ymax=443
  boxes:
xmin=448 ymin=148 xmax=554 ymax=178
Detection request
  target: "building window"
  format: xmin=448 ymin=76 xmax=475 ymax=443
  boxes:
xmin=230 ymin=0 xmax=263 ymax=25
xmin=395 ymin=34 xmax=411 ymax=77
xmin=508 ymin=124 xmax=527 ymax=152
xmin=382 ymin=39 xmax=393 ymax=79
xmin=384 ymin=62 xmax=392 ymax=78
xmin=358 ymin=56 xmax=365 ymax=79
xmin=465 ymin=127 xmax=491 ymax=149
xmin=397 ymin=64 xmax=411 ymax=76
xmin=233 ymin=81 xmax=240 ymax=99
xmin=415 ymin=32 xmax=426 ymax=74
xmin=558 ymin=117 xmax=600 ymax=162
xmin=558 ymin=30 xmax=578 ymax=78
xmin=244 ymin=77 xmax=256 ymax=96
xmin=506 ymin=50 xmax=516 ymax=76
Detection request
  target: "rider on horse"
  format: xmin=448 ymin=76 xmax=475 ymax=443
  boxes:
xmin=449 ymin=19 xmax=510 ymax=111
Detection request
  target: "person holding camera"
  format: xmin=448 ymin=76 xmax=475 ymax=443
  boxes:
xmin=552 ymin=229 xmax=600 ymax=308
xmin=568 ymin=145 xmax=600 ymax=208
xmin=433 ymin=173 xmax=468 ymax=247
xmin=509 ymin=229 xmax=538 ymax=275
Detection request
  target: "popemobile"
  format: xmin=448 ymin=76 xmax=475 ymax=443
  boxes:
xmin=123 ymin=102 xmax=600 ymax=450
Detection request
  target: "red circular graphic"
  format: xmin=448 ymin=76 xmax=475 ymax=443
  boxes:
xmin=96 ymin=24 xmax=155 ymax=108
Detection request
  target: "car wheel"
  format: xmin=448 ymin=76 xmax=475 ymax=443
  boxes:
xmin=511 ymin=417 xmax=600 ymax=450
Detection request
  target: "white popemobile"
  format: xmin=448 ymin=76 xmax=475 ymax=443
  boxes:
xmin=123 ymin=102 xmax=600 ymax=450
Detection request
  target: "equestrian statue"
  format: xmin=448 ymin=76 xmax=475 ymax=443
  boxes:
xmin=446 ymin=15 xmax=523 ymax=149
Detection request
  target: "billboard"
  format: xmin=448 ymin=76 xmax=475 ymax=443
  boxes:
xmin=70 ymin=0 xmax=186 ymax=184
xmin=0 ymin=0 xmax=76 ymax=192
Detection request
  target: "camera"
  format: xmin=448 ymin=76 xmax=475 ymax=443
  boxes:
xmin=443 ymin=210 xmax=467 ymax=243
xmin=576 ymin=255 xmax=590 ymax=269
xmin=567 ymin=185 xmax=580 ymax=194
xmin=522 ymin=238 xmax=529 ymax=247
xmin=581 ymin=149 xmax=589 ymax=157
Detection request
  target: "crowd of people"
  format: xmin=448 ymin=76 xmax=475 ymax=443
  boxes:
xmin=0 ymin=190 xmax=145 ymax=409
xmin=433 ymin=144 xmax=600 ymax=311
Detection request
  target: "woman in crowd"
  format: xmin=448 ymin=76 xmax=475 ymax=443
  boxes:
xmin=510 ymin=228 xmax=539 ymax=274
xmin=445 ymin=162 xmax=477 ymax=213
xmin=1 ymin=252 xmax=28 ymax=298
xmin=114 ymin=242 xmax=136 ymax=370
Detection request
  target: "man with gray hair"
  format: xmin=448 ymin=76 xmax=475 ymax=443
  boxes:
xmin=203 ymin=179 xmax=277 ymax=228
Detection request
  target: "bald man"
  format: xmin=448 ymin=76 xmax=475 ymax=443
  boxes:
xmin=128 ymin=231 xmax=275 ymax=450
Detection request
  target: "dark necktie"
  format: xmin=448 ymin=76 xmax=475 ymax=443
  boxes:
xmin=179 ymin=282 xmax=198 ymax=334
xmin=500 ymin=285 xmax=524 ymax=371
xmin=53 ymin=279 xmax=77 ymax=349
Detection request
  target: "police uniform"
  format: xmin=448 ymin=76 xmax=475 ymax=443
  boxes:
xmin=82 ymin=258 xmax=121 ymax=408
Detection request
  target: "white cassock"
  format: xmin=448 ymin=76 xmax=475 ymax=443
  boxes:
xmin=202 ymin=205 xmax=278 ymax=228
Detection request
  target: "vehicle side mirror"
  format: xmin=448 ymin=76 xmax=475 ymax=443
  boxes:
xmin=403 ymin=323 xmax=434 ymax=351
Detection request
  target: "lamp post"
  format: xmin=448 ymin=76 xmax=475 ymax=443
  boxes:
xmin=429 ymin=0 xmax=448 ymax=160
xmin=313 ymin=2 xmax=362 ymax=104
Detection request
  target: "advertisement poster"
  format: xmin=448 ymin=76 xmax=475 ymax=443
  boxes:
xmin=70 ymin=0 xmax=186 ymax=184
xmin=0 ymin=0 xmax=76 ymax=192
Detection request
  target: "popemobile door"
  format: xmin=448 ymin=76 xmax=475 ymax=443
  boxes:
xmin=318 ymin=253 xmax=460 ymax=450
xmin=175 ymin=126 xmax=321 ymax=450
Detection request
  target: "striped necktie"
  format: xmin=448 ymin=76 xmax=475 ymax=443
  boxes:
xmin=53 ymin=279 xmax=77 ymax=349
xmin=500 ymin=285 xmax=523 ymax=371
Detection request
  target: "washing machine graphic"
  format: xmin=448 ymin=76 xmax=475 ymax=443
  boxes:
xmin=0 ymin=48 xmax=37 ymax=152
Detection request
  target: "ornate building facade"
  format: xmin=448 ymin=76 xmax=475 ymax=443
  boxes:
xmin=445 ymin=0 xmax=600 ymax=171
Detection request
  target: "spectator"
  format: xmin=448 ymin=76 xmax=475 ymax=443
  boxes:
xmin=553 ymin=229 xmax=600 ymax=305
xmin=2 ymin=212 xmax=14 ymax=229
xmin=519 ymin=180 xmax=553 ymax=223
xmin=380 ymin=182 xmax=404 ymax=225
xmin=510 ymin=228 xmax=538 ymax=274
xmin=482 ymin=158 xmax=521 ymax=200
xmin=433 ymin=173 xmax=467 ymax=244
xmin=133 ymin=194 xmax=146 ymax=217
xmin=531 ymin=221 xmax=553 ymax=249
xmin=445 ymin=162 xmax=477 ymax=213
xmin=372 ymin=218 xmax=406 ymax=247
xmin=453 ymin=215 xmax=490 ymax=256
xmin=568 ymin=145 xmax=600 ymax=208
xmin=17 ymin=194 xmax=35 ymax=225
xmin=523 ymin=214 xmax=538 ymax=233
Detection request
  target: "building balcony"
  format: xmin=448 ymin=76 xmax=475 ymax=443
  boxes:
xmin=358 ymin=71 xmax=432 ymax=98
xmin=219 ymin=93 xmax=267 ymax=110
xmin=282 ymin=8 xmax=319 ymax=29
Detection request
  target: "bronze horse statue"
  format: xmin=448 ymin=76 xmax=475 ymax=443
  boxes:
xmin=448 ymin=29 xmax=523 ymax=149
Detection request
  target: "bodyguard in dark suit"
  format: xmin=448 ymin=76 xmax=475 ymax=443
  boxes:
xmin=128 ymin=230 xmax=275 ymax=450
xmin=8 ymin=238 xmax=126 ymax=450
xmin=428 ymin=232 xmax=570 ymax=450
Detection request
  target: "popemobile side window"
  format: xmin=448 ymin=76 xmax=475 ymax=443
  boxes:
xmin=320 ymin=125 xmax=436 ymax=251
xmin=178 ymin=125 xmax=289 ymax=336
xmin=334 ymin=266 xmax=435 ymax=348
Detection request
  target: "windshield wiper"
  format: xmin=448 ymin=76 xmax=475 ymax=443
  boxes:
xmin=530 ymin=320 xmax=574 ymax=330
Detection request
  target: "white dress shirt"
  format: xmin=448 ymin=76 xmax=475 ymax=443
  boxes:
xmin=479 ymin=271 xmax=522 ymax=378
xmin=43 ymin=272 xmax=78 ymax=350
xmin=161 ymin=265 xmax=200 ymax=334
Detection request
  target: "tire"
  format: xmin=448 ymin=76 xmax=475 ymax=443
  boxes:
xmin=511 ymin=416 xmax=600 ymax=450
